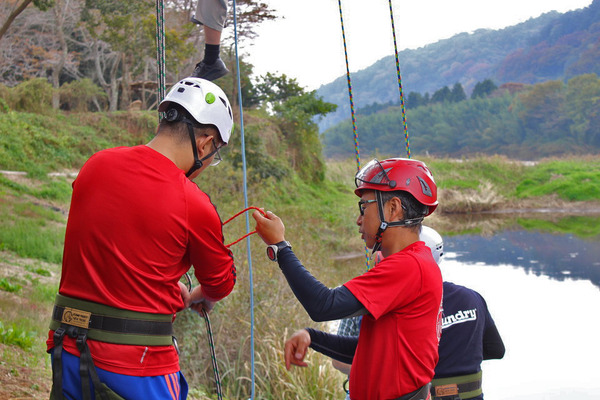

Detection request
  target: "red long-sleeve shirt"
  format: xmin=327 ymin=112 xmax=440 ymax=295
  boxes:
xmin=47 ymin=145 xmax=236 ymax=375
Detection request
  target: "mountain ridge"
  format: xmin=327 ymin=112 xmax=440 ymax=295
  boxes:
xmin=316 ymin=1 xmax=600 ymax=132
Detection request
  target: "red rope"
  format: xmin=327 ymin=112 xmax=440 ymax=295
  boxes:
xmin=223 ymin=206 xmax=266 ymax=248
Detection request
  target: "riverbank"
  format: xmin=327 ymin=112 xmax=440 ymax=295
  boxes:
xmin=1 ymin=155 xmax=600 ymax=399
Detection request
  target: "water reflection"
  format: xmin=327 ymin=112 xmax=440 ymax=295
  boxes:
xmin=440 ymin=256 xmax=600 ymax=399
xmin=444 ymin=230 xmax=600 ymax=289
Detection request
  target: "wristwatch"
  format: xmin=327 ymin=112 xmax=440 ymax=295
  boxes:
xmin=266 ymin=241 xmax=292 ymax=262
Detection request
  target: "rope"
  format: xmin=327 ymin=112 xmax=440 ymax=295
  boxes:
xmin=231 ymin=1 xmax=257 ymax=398
xmin=182 ymin=273 xmax=223 ymax=400
xmin=337 ymin=0 xmax=370 ymax=271
xmin=199 ymin=309 xmax=223 ymax=400
xmin=154 ymin=1 xmax=255 ymax=397
xmin=155 ymin=0 xmax=166 ymax=111
xmin=337 ymin=0 xmax=361 ymax=174
xmin=388 ymin=0 xmax=411 ymax=158
xmin=223 ymin=207 xmax=266 ymax=248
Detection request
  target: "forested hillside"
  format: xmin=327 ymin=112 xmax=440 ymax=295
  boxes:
xmin=317 ymin=0 xmax=600 ymax=132
xmin=323 ymin=74 xmax=600 ymax=159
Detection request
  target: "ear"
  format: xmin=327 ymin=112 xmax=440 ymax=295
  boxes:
xmin=195 ymin=134 xmax=214 ymax=156
xmin=386 ymin=197 xmax=404 ymax=222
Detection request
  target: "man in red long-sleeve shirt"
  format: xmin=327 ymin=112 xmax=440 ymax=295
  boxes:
xmin=48 ymin=77 xmax=236 ymax=400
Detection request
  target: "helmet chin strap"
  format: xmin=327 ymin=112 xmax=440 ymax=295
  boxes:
xmin=371 ymin=190 xmax=425 ymax=254
xmin=185 ymin=121 xmax=203 ymax=178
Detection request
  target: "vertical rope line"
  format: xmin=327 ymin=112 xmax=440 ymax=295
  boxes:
xmin=337 ymin=0 xmax=361 ymax=173
xmin=337 ymin=0 xmax=370 ymax=270
xmin=232 ymin=1 xmax=256 ymax=399
xmin=388 ymin=0 xmax=411 ymax=159
xmin=155 ymin=0 xmax=166 ymax=113
xmin=200 ymin=309 xmax=223 ymax=399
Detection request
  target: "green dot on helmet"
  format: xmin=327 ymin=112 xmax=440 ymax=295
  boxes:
xmin=205 ymin=92 xmax=216 ymax=104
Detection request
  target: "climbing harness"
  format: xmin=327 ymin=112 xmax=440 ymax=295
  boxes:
xmin=430 ymin=371 xmax=483 ymax=400
xmin=49 ymin=294 xmax=175 ymax=400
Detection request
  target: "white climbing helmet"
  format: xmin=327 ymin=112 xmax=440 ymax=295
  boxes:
xmin=158 ymin=77 xmax=234 ymax=144
xmin=420 ymin=225 xmax=444 ymax=263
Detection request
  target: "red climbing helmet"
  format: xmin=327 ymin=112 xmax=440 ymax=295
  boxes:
xmin=354 ymin=158 xmax=438 ymax=215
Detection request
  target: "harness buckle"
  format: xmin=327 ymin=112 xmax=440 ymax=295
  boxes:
xmin=173 ymin=336 xmax=180 ymax=355
xmin=53 ymin=326 xmax=66 ymax=344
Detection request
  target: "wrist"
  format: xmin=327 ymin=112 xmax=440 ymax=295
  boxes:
xmin=266 ymin=240 xmax=292 ymax=262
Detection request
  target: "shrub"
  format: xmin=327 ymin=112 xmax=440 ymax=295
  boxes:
xmin=59 ymin=79 xmax=107 ymax=112
xmin=10 ymin=78 xmax=53 ymax=114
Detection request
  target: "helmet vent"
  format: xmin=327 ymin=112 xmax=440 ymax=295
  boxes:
xmin=220 ymin=97 xmax=233 ymax=119
xmin=177 ymin=87 xmax=185 ymax=93
xmin=417 ymin=176 xmax=433 ymax=197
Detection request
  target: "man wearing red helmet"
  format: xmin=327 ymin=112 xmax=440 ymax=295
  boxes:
xmin=253 ymin=158 xmax=443 ymax=400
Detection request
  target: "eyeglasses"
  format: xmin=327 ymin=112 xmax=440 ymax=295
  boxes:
xmin=199 ymin=140 xmax=223 ymax=167
xmin=358 ymin=199 xmax=377 ymax=216
xmin=209 ymin=143 xmax=223 ymax=166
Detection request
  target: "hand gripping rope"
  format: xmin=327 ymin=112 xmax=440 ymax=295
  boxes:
xmin=223 ymin=207 xmax=266 ymax=248
xmin=183 ymin=206 xmax=266 ymax=400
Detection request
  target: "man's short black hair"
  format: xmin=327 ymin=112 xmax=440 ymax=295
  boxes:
xmin=158 ymin=104 xmax=221 ymax=145
xmin=379 ymin=190 xmax=428 ymax=231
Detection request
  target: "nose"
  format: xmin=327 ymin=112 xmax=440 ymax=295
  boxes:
xmin=356 ymin=214 xmax=363 ymax=226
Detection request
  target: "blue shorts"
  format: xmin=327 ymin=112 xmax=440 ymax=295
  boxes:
xmin=51 ymin=350 xmax=188 ymax=400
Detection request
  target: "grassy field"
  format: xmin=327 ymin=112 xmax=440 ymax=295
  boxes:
xmin=1 ymin=110 xmax=599 ymax=398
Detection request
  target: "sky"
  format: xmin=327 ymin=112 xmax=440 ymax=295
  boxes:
xmin=244 ymin=0 xmax=594 ymax=90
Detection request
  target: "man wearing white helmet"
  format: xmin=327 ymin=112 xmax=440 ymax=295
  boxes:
xmin=401 ymin=226 xmax=506 ymax=399
xmin=428 ymin=231 xmax=505 ymax=400
xmin=47 ymin=77 xmax=236 ymax=400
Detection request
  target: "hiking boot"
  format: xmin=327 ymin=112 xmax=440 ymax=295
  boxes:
xmin=192 ymin=58 xmax=229 ymax=81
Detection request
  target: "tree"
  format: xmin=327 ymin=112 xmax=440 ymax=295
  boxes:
xmin=565 ymin=73 xmax=600 ymax=145
xmin=255 ymin=72 xmax=305 ymax=108
xmin=407 ymin=91 xmax=427 ymax=108
xmin=471 ymin=79 xmax=498 ymax=99
xmin=450 ymin=82 xmax=467 ymax=103
xmin=266 ymin=73 xmax=336 ymax=181
xmin=431 ymin=86 xmax=452 ymax=104
xmin=0 ymin=0 xmax=54 ymax=41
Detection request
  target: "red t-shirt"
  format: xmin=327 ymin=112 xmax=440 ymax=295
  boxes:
xmin=344 ymin=242 xmax=443 ymax=400
xmin=47 ymin=145 xmax=236 ymax=376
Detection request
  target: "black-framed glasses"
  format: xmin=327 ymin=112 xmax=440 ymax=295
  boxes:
xmin=358 ymin=199 xmax=377 ymax=216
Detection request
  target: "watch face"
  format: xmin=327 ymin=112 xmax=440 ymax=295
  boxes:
xmin=267 ymin=246 xmax=277 ymax=261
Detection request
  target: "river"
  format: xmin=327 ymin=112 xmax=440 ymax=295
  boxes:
xmin=442 ymin=229 xmax=600 ymax=399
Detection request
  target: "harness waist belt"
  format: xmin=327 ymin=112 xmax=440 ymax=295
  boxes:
xmin=393 ymin=383 xmax=432 ymax=400
xmin=430 ymin=371 xmax=482 ymax=399
xmin=49 ymin=294 xmax=174 ymax=346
